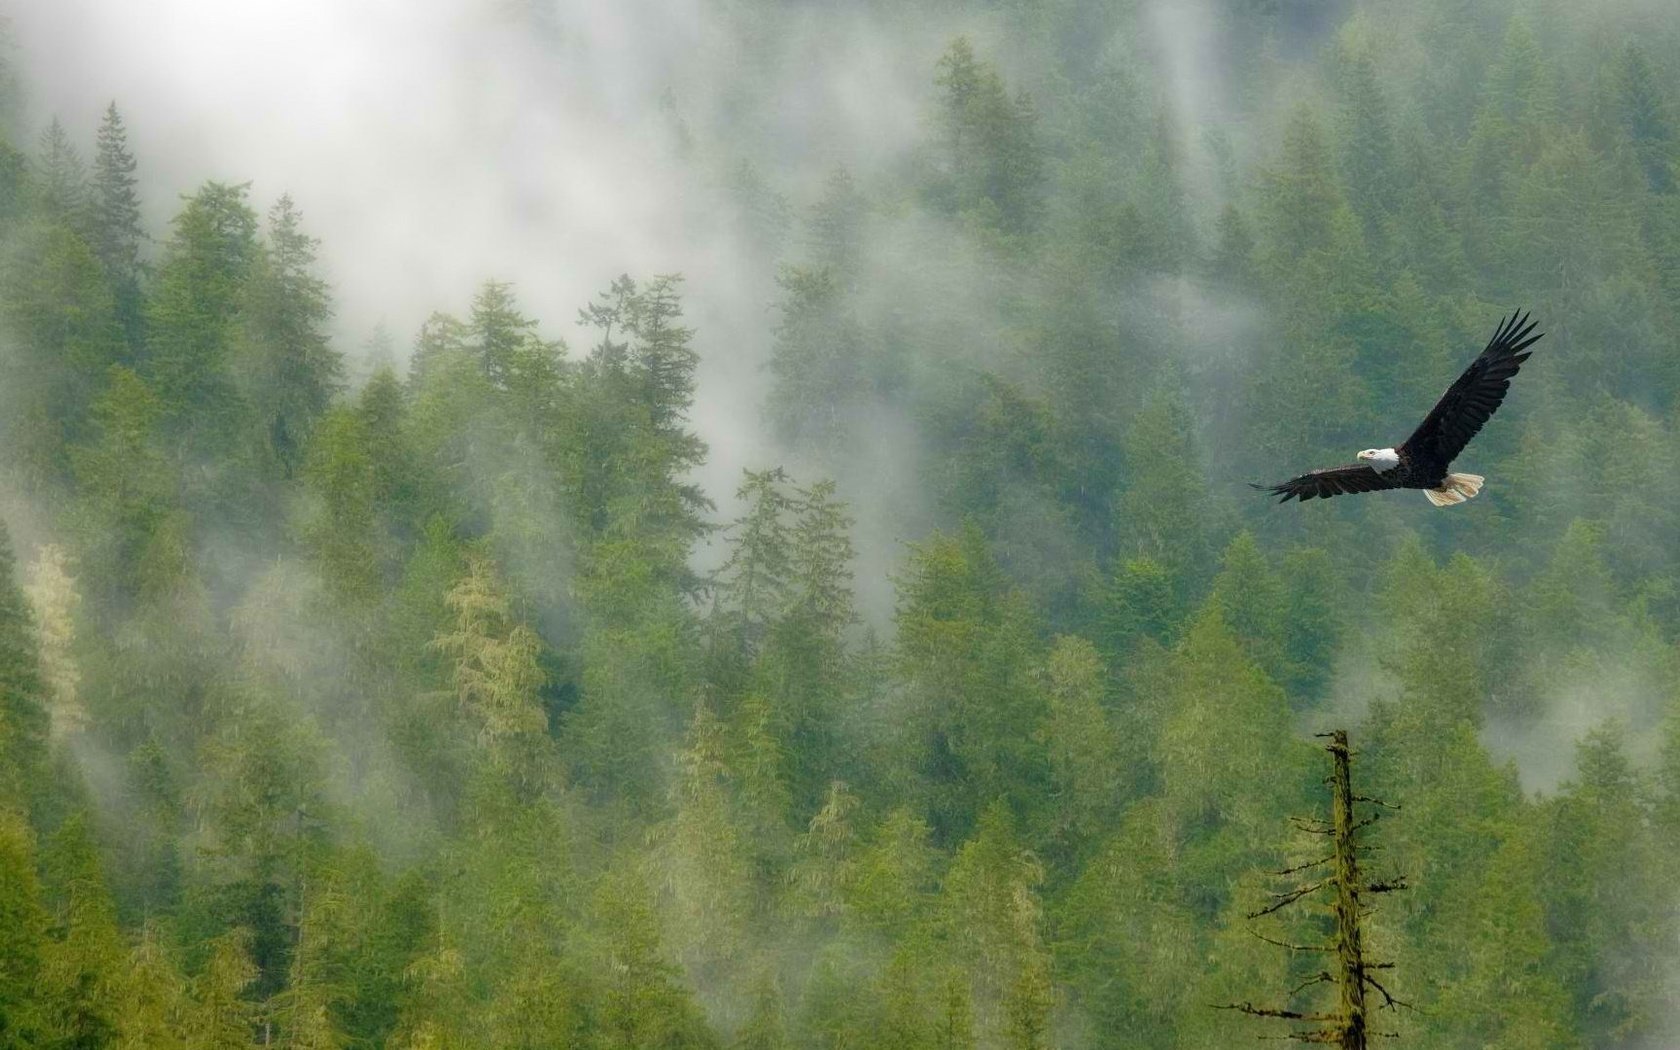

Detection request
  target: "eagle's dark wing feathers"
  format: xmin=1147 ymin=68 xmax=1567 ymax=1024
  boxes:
xmin=1250 ymin=465 xmax=1398 ymax=503
xmin=1399 ymin=310 xmax=1542 ymax=469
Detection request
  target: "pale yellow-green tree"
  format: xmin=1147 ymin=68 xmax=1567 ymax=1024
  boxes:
xmin=430 ymin=554 xmax=549 ymax=786
xmin=23 ymin=543 xmax=84 ymax=739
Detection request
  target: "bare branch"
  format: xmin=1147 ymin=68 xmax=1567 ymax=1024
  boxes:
xmin=1354 ymin=794 xmax=1400 ymax=810
xmin=1271 ymin=854 xmax=1333 ymax=877
xmin=1288 ymin=971 xmax=1335 ymax=998
xmin=1366 ymin=877 xmax=1408 ymax=894
xmin=1289 ymin=817 xmax=1334 ymax=836
xmin=1248 ymin=880 xmax=1326 ymax=918
xmin=1248 ymin=929 xmax=1332 ymax=953
xmin=1214 ymin=1003 xmax=1337 ymax=1022
xmin=1363 ymin=974 xmax=1413 ymax=1011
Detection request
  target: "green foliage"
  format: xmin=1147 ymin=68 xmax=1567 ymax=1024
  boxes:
xmin=0 ymin=811 xmax=47 ymax=1050
xmin=146 ymin=182 xmax=258 ymax=451
xmin=0 ymin=524 xmax=48 ymax=810
xmin=241 ymin=195 xmax=341 ymax=475
xmin=1 ymin=6 xmax=1678 ymax=1048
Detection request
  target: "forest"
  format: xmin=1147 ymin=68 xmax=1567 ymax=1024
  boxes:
xmin=1 ymin=0 xmax=1679 ymax=1046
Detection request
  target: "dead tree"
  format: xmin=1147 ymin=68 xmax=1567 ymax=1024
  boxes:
xmin=1218 ymin=729 xmax=1408 ymax=1048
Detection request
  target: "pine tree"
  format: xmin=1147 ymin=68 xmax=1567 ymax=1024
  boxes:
xmin=1615 ymin=44 xmax=1675 ymax=194
xmin=588 ymin=867 xmax=718 ymax=1050
xmin=931 ymin=38 xmax=1042 ymax=235
xmin=787 ymin=779 xmax=859 ymax=920
xmin=300 ymin=408 xmax=382 ymax=605
xmin=185 ymin=930 xmax=257 ymax=1050
xmin=0 ymin=204 xmax=124 ymax=478
xmin=430 ymin=555 xmax=550 ymax=787
xmin=35 ymin=118 xmax=89 ymax=226
xmin=765 ymin=266 xmax=866 ymax=453
xmin=1036 ymin=635 xmax=1120 ymax=851
xmin=0 ymin=810 xmax=47 ymax=1050
xmin=24 ymin=544 xmax=85 ymax=739
xmin=734 ymin=972 xmax=791 ymax=1050
xmin=69 ymin=367 xmax=187 ymax=607
xmin=804 ymin=169 xmax=866 ymax=281
xmin=38 ymin=813 xmax=127 ymax=1050
xmin=242 ymin=195 xmax=341 ymax=475
xmin=662 ymin=703 xmax=753 ymax=973
xmin=894 ymin=526 xmax=1048 ymax=840
xmin=91 ymin=102 xmax=146 ymax=351
xmin=91 ymin=103 xmax=143 ymax=277
xmin=114 ymin=924 xmax=189 ymax=1050
xmin=940 ymin=804 xmax=1053 ymax=1048
xmin=0 ymin=524 xmax=48 ymax=810
xmin=1336 ymin=49 xmax=1399 ymax=247
xmin=146 ymin=181 xmax=259 ymax=469
xmin=711 ymin=468 xmax=795 ymax=664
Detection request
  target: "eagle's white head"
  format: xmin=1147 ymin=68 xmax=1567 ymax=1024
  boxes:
xmin=1357 ymin=448 xmax=1400 ymax=470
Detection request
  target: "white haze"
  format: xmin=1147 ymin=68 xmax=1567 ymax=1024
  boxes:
xmin=14 ymin=0 xmax=1672 ymax=798
xmin=7 ymin=0 xmax=963 ymax=533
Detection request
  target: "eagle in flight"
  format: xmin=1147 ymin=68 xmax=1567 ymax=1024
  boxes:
xmin=1255 ymin=311 xmax=1542 ymax=506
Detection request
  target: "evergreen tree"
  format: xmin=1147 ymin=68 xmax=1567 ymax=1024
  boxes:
xmin=35 ymin=118 xmax=89 ymax=226
xmin=91 ymin=102 xmax=146 ymax=350
xmin=0 ymin=208 xmax=124 ymax=479
xmin=184 ymin=930 xmax=258 ymax=1050
xmin=711 ymin=467 xmax=795 ymax=664
xmin=299 ymin=408 xmax=382 ymax=605
xmin=1614 ymin=44 xmax=1675 ymax=194
xmin=69 ymin=367 xmax=187 ymax=606
xmin=430 ymin=555 xmax=550 ymax=788
xmin=894 ymin=526 xmax=1048 ymax=840
xmin=242 ymin=195 xmax=340 ymax=475
xmin=113 ymin=924 xmax=189 ymax=1050
xmin=24 ymin=545 xmax=84 ymax=740
xmin=0 ymin=811 xmax=47 ymax=1050
xmin=145 ymin=182 xmax=260 ymax=481
xmin=38 ymin=813 xmax=126 ymax=1050
xmin=0 ymin=524 xmax=48 ymax=810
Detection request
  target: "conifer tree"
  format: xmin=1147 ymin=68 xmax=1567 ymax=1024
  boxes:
xmin=92 ymin=104 xmax=143 ymax=278
xmin=91 ymin=102 xmax=146 ymax=349
xmin=765 ymin=266 xmax=866 ymax=453
xmin=0 ymin=197 xmax=124 ymax=476
xmin=35 ymin=118 xmax=89 ymax=226
xmin=24 ymin=544 xmax=84 ymax=739
xmin=243 ymin=195 xmax=341 ymax=475
xmin=70 ymin=367 xmax=187 ymax=606
xmin=38 ymin=813 xmax=127 ymax=1050
xmin=1615 ymin=44 xmax=1674 ymax=194
xmin=300 ymin=408 xmax=382 ymax=605
xmin=0 ymin=811 xmax=47 ymax=1049
xmin=712 ymin=467 xmax=795 ymax=663
xmin=146 ymin=181 xmax=260 ymax=478
xmin=114 ymin=924 xmax=189 ymax=1050
xmin=430 ymin=555 xmax=549 ymax=787
xmin=0 ymin=524 xmax=48 ymax=810
xmin=185 ymin=930 xmax=258 ymax=1050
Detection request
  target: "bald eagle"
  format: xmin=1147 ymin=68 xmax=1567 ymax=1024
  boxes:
xmin=1254 ymin=311 xmax=1542 ymax=506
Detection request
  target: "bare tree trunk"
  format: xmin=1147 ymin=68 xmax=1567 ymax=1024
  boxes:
xmin=1328 ymin=729 xmax=1366 ymax=1050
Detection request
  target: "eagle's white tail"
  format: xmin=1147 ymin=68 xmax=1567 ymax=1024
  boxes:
xmin=1424 ymin=472 xmax=1484 ymax=507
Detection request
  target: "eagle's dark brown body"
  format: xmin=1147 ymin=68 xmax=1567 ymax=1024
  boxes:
xmin=1254 ymin=311 xmax=1542 ymax=504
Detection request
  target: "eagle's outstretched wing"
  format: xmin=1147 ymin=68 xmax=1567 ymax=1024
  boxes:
xmin=1250 ymin=465 xmax=1398 ymax=503
xmin=1399 ymin=310 xmax=1542 ymax=469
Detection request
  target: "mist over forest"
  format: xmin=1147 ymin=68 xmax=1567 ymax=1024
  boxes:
xmin=1 ymin=0 xmax=1679 ymax=1046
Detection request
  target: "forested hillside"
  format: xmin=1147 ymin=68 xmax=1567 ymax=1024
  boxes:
xmin=2 ymin=0 xmax=1680 ymax=1047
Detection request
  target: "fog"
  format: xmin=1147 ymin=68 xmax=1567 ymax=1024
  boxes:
xmin=5 ymin=0 xmax=1680 ymax=1042
xmin=12 ymin=0 xmax=955 ymax=526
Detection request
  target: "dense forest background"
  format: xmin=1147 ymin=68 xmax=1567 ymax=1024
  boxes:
xmin=2 ymin=0 xmax=1680 ymax=1046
